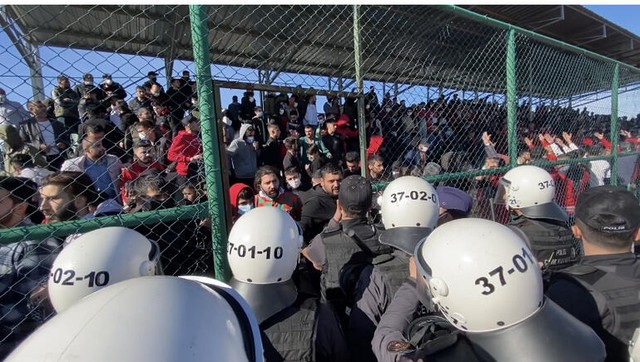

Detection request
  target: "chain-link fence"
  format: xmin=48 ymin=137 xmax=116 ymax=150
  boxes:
xmin=0 ymin=4 xmax=639 ymax=355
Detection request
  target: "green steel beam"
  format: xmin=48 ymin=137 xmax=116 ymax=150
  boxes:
xmin=189 ymin=5 xmax=230 ymax=281
xmin=0 ymin=204 xmax=207 ymax=244
xmin=353 ymin=5 xmax=368 ymax=178
xmin=610 ymin=63 xmax=620 ymax=186
xmin=506 ymin=28 xmax=518 ymax=167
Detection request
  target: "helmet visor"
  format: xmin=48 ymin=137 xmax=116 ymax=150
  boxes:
xmin=414 ymin=238 xmax=437 ymax=312
xmin=493 ymin=178 xmax=510 ymax=206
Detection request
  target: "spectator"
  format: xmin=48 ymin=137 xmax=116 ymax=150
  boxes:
xmin=74 ymin=73 xmax=105 ymax=119
xmin=298 ymin=124 xmax=326 ymax=166
xmin=343 ymin=151 xmax=361 ymax=177
xmin=152 ymin=100 xmax=179 ymax=139
xmin=220 ymin=108 xmax=235 ymax=145
xmin=0 ymin=176 xmax=60 ymax=359
xmin=121 ymin=140 xmax=164 ymax=204
xmin=287 ymin=110 xmax=304 ymax=137
xmin=303 ymin=94 xmax=318 ymax=128
xmin=127 ymin=86 xmax=151 ymax=115
xmin=321 ymin=118 xmax=345 ymax=166
xmin=250 ymin=106 xmax=267 ymax=144
xmin=253 ymin=165 xmax=302 ymax=220
xmin=39 ymin=171 xmax=100 ymax=223
xmin=9 ymin=154 xmax=52 ymax=186
xmin=0 ymin=88 xmax=30 ymax=127
xmin=226 ymin=123 xmax=259 ymax=186
xmin=282 ymin=136 xmax=301 ymax=172
xmin=0 ymin=125 xmax=47 ymax=175
xmin=167 ymin=115 xmax=202 ymax=180
xmin=142 ymin=71 xmax=163 ymax=94
xmin=305 ymin=144 xmax=329 ymax=180
xmin=166 ymin=77 xmax=188 ymax=121
xmin=51 ymin=75 xmax=80 ymax=130
xmin=284 ymin=166 xmax=310 ymax=196
xmin=260 ymin=123 xmax=284 ymax=170
xmin=110 ymin=99 xmax=135 ymax=133
xmin=323 ymin=95 xmax=340 ymax=118
xmin=227 ymin=95 xmax=241 ymax=123
xmin=240 ymin=90 xmax=256 ymax=121
xmin=61 ymin=135 xmax=122 ymax=200
xmin=300 ymin=163 xmax=342 ymax=243
xmin=19 ymin=101 xmax=69 ymax=170
xmin=99 ymin=73 xmax=126 ymax=101
xmin=78 ymin=104 xmax=126 ymax=160
xmin=134 ymin=120 xmax=171 ymax=168
xmin=229 ymin=182 xmax=254 ymax=223
xmin=180 ymin=181 xmax=205 ymax=206
xmin=366 ymin=154 xmax=385 ymax=181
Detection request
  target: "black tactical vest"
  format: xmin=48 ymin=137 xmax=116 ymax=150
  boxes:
xmin=261 ymin=297 xmax=319 ymax=362
xmin=319 ymin=223 xmax=389 ymax=304
xmin=371 ymin=252 xmax=410 ymax=301
xmin=509 ymin=217 xmax=580 ymax=270
xmin=564 ymin=264 xmax=640 ymax=344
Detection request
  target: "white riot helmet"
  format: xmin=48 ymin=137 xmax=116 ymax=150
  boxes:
xmin=495 ymin=165 xmax=568 ymax=222
xmin=8 ymin=276 xmax=264 ymax=362
xmin=378 ymin=176 xmax=439 ymax=254
xmin=227 ymin=207 xmax=303 ymax=323
xmin=48 ymin=227 xmax=160 ymax=312
xmin=414 ymin=218 xmax=543 ymax=333
xmin=631 ymin=328 xmax=640 ymax=362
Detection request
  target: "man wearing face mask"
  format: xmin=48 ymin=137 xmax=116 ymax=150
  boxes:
xmin=254 ymin=165 xmax=302 ymax=221
xmin=0 ymin=88 xmax=30 ymax=127
xmin=99 ymin=74 xmax=126 ymax=102
xmin=284 ymin=166 xmax=310 ymax=196
xmin=74 ymin=73 xmax=105 ymax=119
xmin=251 ymin=106 xmax=267 ymax=144
xmin=303 ymin=95 xmax=318 ymax=128
xmin=227 ymin=123 xmax=259 ymax=186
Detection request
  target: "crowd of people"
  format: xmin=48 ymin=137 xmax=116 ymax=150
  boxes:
xmin=0 ymin=72 xmax=639 ymax=360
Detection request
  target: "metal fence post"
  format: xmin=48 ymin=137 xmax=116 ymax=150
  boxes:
xmin=353 ymin=5 xmax=367 ymax=178
xmin=610 ymin=63 xmax=619 ymax=186
xmin=189 ymin=5 xmax=230 ymax=281
xmin=506 ymin=28 xmax=518 ymax=167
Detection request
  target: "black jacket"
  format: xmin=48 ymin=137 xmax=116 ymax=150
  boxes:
xmin=300 ymin=184 xmax=337 ymax=243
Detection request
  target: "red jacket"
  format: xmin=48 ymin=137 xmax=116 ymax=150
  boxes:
xmin=167 ymin=130 xmax=203 ymax=176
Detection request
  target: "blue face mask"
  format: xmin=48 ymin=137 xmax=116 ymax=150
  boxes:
xmin=237 ymin=204 xmax=253 ymax=215
xmin=246 ymin=136 xmax=255 ymax=144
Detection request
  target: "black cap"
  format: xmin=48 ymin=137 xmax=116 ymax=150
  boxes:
xmin=148 ymin=71 xmax=158 ymax=76
xmin=575 ymin=185 xmax=640 ymax=233
xmin=102 ymin=73 xmax=112 ymax=79
xmin=338 ymin=175 xmax=372 ymax=215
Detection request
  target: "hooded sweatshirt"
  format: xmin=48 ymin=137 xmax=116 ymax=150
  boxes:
xmin=229 ymin=182 xmax=253 ymax=219
xmin=226 ymin=123 xmax=258 ymax=179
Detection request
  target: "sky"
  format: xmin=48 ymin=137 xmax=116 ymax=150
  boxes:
xmin=0 ymin=5 xmax=639 ymax=118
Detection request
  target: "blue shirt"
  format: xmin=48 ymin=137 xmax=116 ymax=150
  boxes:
xmin=84 ymin=157 xmax=116 ymax=199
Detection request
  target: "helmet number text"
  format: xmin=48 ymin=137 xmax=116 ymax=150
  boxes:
xmin=389 ymin=191 xmax=436 ymax=203
xmin=474 ymin=248 xmax=535 ymax=296
xmin=50 ymin=268 xmax=110 ymax=288
xmin=537 ymin=180 xmax=554 ymax=190
xmin=227 ymin=243 xmax=283 ymax=259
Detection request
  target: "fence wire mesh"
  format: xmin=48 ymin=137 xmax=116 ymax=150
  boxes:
xmin=0 ymin=4 xmax=638 ymax=356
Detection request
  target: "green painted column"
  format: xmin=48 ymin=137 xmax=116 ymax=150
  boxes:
xmin=353 ymin=5 xmax=368 ymax=177
xmin=610 ymin=63 xmax=619 ymax=186
xmin=506 ymin=28 xmax=518 ymax=167
xmin=189 ymin=5 xmax=230 ymax=281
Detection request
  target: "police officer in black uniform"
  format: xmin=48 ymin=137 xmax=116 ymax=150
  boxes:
xmin=374 ymin=218 xmax=606 ymax=362
xmin=228 ymin=207 xmax=348 ymax=362
xmin=546 ymin=185 xmax=640 ymax=361
xmin=496 ymin=165 xmax=580 ymax=270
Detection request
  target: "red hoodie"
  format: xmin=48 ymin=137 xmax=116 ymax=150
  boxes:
xmin=167 ymin=130 xmax=203 ymax=176
xmin=229 ymin=183 xmax=253 ymax=219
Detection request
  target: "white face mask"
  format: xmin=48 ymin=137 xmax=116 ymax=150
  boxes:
xmin=138 ymin=132 xmax=147 ymax=141
xmin=419 ymin=145 xmax=428 ymax=153
xmin=249 ymin=97 xmax=255 ymax=102
xmin=84 ymin=81 xmax=93 ymax=86
xmin=222 ymin=116 xmax=232 ymax=126
xmin=104 ymin=79 xmax=112 ymax=85
xmin=385 ymin=107 xmax=392 ymax=112
xmin=294 ymin=102 xmax=298 ymax=107
xmin=287 ymin=178 xmax=301 ymax=189
xmin=237 ymin=204 xmax=253 ymax=215
xmin=279 ymin=109 xmax=284 ymax=115
xmin=152 ymin=92 xmax=160 ymax=97
xmin=0 ymin=95 xmax=5 ymax=103
xmin=257 ymin=111 xmax=264 ymax=118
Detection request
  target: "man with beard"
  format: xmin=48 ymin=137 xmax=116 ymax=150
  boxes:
xmin=0 ymin=176 xmax=60 ymax=359
xmin=61 ymin=135 xmax=122 ymax=200
xmin=300 ymin=163 xmax=342 ymax=243
xmin=253 ymin=165 xmax=302 ymax=221
xmin=121 ymin=140 xmax=164 ymax=205
xmin=39 ymin=171 xmax=100 ymax=223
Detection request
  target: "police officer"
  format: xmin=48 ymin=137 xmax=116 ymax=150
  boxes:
xmin=45 ymin=227 xmax=161 ymax=313
xmin=374 ymin=218 xmax=605 ymax=362
xmin=436 ymin=185 xmax=473 ymax=226
xmin=7 ymin=276 xmax=264 ymax=362
xmin=228 ymin=207 xmax=349 ymax=362
xmin=496 ymin=165 xmax=580 ymax=270
xmin=546 ymin=185 xmax=640 ymax=361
